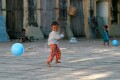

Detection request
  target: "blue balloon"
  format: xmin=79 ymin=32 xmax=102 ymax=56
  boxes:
xmin=11 ymin=43 xmax=24 ymax=56
xmin=112 ymin=40 xmax=119 ymax=46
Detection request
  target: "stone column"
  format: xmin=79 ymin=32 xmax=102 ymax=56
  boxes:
xmin=56 ymin=0 xmax=59 ymax=20
xmin=118 ymin=1 xmax=120 ymax=23
xmin=94 ymin=0 xmax=97 ymax=16
xmin=0 ymin=0 xmax=2 ymax=15
xmin=66 ymin=0 xmax=74 ymax=39
xmin=56 ymin=0 xmax=62 ymax=33
xmin=108 ymin=0 xmax=112 ymax=27
xmin=36 ymin=0 xmax=44 ymax=39
xmin=36 ymin=0 xmax=41 ymax=27
xmin=2 ymin=0 xmax=6 ymax=19
xmin=83 ymin=0 xmax=93 ymax=38
xmin=23 ymin=0 xmax=29 ymax=29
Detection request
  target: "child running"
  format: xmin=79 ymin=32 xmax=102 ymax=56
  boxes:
xmin=47 ymin=21 xmax=64 ymax=67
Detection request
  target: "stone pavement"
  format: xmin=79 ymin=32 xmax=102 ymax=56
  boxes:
xmin=0 ymin=39 xmax=120 ymax=80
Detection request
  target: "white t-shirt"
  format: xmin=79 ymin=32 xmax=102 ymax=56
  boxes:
xmin=48 ymin=31 xmax=64 ymax=45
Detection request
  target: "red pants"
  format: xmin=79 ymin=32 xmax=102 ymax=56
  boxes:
xmin=48 ymin=44 xmax=61 ymax=62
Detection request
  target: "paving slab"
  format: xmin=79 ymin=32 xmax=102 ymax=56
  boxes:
xmin=0 ymin=39 xmax=120 ymax=80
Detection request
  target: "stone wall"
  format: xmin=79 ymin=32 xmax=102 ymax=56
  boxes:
xmin=109 ymin=24 xmax=120 ymax=37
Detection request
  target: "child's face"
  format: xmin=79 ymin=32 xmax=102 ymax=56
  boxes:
xmin=22 ymin=31 xmax=25 ymax=33
xmin=104 ymin=27 xmax=107 ymax=30
xmin=52 ymin=25 xmax=59 ymax=31
xmin=104 ymin=25 xmax=108 ymax=30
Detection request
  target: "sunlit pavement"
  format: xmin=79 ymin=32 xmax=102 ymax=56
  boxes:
xmin=0 ymin=39 xmax=120 ymax=80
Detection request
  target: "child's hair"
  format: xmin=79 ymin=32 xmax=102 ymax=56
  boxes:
xmin=51 ymin=21 xmax=59 ymax=27
xmin=22 ymin=29 xmax=26 ymax=31
xmin=104 ymin=25 xmax=108 ymax=29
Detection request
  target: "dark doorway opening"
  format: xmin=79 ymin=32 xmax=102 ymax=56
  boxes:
xmin=111 ymin=0 xmax=118 ymax=23
xmin=6 ymin=0 xmax=23 ymax=39
xmin=70 ymin=0 xmax=84 ymax=37
xmin=59 ymin=0 xmax=67 ymax=36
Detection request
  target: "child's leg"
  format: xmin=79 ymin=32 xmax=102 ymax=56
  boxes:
xmin=48 ymin=50 xmax=56 ymax=62
xmin=107 ymin=41 xmax=109 ymax=46
xmin=19 ymin=38 xmax=23 ymax=43
xmin=55 ymin=45 xmax=61 ymax=63
xmin=47 ymin=44 xmax=56 ymax=66
xmin=103 ymin=42 xmax=105 ymax=45
xmin=25 ymin=36 xmax=31 ymax=42
xmin=104 ymin=40 xmax=109 ymax=46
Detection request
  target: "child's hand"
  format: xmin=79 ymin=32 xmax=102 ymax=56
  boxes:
xmin=60 ymin=34 xmax=64 ymax=38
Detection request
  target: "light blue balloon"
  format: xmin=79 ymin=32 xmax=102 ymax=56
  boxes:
xmin=112 ymin=40 xmax=119 ymax=46
xmin=11 ymin=43 xmax=24 ymax=56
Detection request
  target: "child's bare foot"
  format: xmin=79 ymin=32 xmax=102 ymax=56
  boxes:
xmin=55 ymin=61 xmax=61 ymax=64
xmin=47 ymin=62 xmax=51 ymax=67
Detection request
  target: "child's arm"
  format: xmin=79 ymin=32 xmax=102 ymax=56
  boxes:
xmin=52 ymin=32 xmax=64 ymax=40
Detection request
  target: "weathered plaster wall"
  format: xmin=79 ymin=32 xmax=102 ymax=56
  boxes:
xmin=96 ymin=1 xmax=109 ymax=25
xmin=2 ymin=0 xmax=119 ymax=39
xmin=94 ymin=0 xmax=112 ymax=27
xmin=96 ymin=0 xmax=120 ymax=37
xmin=109 ymin=24 xmax=120 ymax=37
xmin=109 ymin=1 xmax=120 ymax=37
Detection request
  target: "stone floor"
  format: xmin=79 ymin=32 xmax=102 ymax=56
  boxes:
xmin=0 ymin=39 xmax=120 ymax=80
